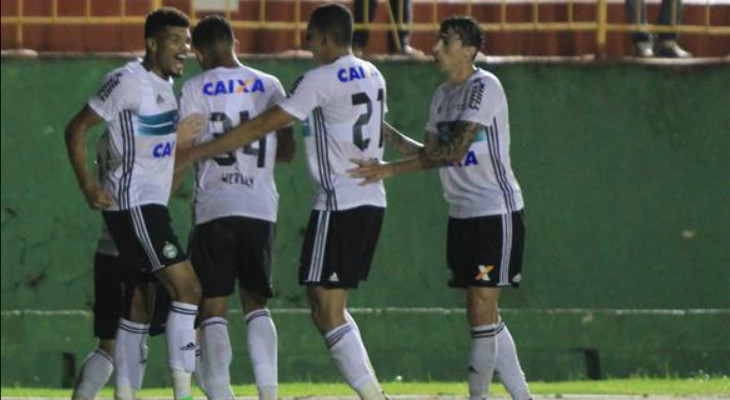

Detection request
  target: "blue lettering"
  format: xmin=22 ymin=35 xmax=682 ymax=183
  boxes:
xmin=203 ymin=79 xmax=268 ymax=96
xmin=153 ymin=141 xmax=175 ymax=158
xmin=251 ymin=79 xmax=265 ymax=93
xmin=203 ymin=83 xmax=213 ymax=95
xmin=338 ymin=68 xmax=348 ymax=82
xmin=214 ymin=81 xmax=226 ymax=95
xmin=463 ymin=151 xmax=479 ymax=166
xmin=349 ymin=67 xmax=361 ymax=81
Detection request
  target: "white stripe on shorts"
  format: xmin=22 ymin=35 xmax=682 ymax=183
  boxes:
xmin=499 ymin=213 xmax=513 ymax=286
xmin=308 ymin=210 xmax=331 ymax=282
xmin=131 ymin=207 xmax=162 ymax=271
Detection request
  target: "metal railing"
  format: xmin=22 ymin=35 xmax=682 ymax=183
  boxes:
xmin=2 ymin=0 xmax=729 ymax=55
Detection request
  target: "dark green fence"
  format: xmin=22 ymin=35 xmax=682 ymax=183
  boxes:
xmin=1 ymin=59 xmax=728 ymax=387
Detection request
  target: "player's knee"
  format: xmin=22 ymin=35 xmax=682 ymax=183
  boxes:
xmin=241 ymin=291 xmax=267 ymax=314
xmin=201 ymin=297 xmax=228 ymax=319
xmin=169 ymin=277 xmax=202 ymax=305
xmin=309 ymin=305 xmax=345 ymax=334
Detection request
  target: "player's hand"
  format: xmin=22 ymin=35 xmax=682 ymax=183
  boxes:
xmin=347 ymin=158 xmax=393 ymax=185
xmin=81 ymin=180 xmax=112 ymax=209
xmin=176 ymin=114 xmax=205 ymax=149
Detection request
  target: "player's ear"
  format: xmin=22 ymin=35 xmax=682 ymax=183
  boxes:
xmin=146 ymin=36 xmax=158 ymax=54
xmin=193 ymin=47 xmax=205 ymax=65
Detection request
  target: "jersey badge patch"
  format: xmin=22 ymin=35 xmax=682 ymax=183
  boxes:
xmin=162 ymin=242 xmax=178 ymax=259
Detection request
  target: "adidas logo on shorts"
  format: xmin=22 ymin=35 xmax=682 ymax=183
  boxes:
xmin=328 ymin=272 xmax=339 ymax=282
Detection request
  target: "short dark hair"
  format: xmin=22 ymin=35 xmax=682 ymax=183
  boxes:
xmin=145 ymin=7 xmax=190 ymax=39
xmin=309 ymin=3 xmax=353 ymax=47
xmin=440 ymin=15 xmax=483 ymax=51
xmin=192 ymin=15 xmax=234 ymax=52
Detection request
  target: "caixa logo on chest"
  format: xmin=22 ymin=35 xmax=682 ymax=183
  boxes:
xmin=153 ymin=141 xmax=176 ymax=158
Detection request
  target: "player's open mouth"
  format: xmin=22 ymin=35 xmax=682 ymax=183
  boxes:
xmin=174 ymin=54 xmax=186 ymax=67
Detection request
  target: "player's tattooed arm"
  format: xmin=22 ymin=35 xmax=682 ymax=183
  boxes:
xmin=382 ymin=121 xmax=423 ymax=157
xmin=418 ymin=120 xmax=482 ymax=168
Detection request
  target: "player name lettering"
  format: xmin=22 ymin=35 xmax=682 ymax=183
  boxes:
xmin=221 ymin=172 xmax=254 ymax=187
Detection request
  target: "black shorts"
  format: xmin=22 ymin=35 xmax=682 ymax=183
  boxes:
xmin=447 ymin=211 xmax=525 ymax=288
xmin=299 ymin=206 xmax=384 ymax=289
xmin=102 ymin=204 xmax=187 ymax=274
xmin=189 ymin=216 xmax=275 ymax=298
xmin=93 ymin=253 xmax=125 ymax=340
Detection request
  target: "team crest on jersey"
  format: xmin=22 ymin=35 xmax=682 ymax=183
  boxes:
xmin=162 ymin=242 xmax=178 ymax=259
xmin=203 ymin=78 xmax=265 ymax=96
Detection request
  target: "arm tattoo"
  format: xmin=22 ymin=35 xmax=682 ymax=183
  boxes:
xmin=419 ymin=121 xmax=482 ymax=168
xmin=383 ymin=123 xmax=422 ymax=156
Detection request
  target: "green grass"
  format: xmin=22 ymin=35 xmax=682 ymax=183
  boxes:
xmin=2 ymin=377 xmax=729 ymax=397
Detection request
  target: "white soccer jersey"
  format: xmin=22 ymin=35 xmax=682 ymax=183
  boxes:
xmin=180 ymin=65 xmax=286 ymax=224
xmin=426 ymin=68 xmax=524 ymax=218
xmin=88 ymin=60 xmax=179 ymax=211
xmin=279 ymin=54 xmax=387 ymax=211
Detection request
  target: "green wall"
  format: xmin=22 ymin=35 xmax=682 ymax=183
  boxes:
xmin=1 ymin=59 xmax=729 ymax=387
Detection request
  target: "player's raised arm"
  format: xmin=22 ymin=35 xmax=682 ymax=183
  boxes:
xmin=382 ymin=121 xmax=423 ymax=157
xmin=182 ymin=105 xmax=294 ymax=166
xmin=65 ymin=104 xmax=112 ymax=209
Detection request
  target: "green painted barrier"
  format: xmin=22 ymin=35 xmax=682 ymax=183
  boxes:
xmin=1 ymin=59 xmax=729 ymax=386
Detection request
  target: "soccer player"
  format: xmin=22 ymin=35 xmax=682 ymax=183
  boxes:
xmin=348 ymin=16 xmax=532 ymax=400
xmin=177 ymin=15 xmax=294 ymax=400
xmin=65 ymin=7 xmax=203 ymax=400
xmin=178 ymin=4 xmax=389 ymax=399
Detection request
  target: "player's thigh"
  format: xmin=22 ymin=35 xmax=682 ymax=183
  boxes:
xmin=102 ymin=205 xmax=187 ymax=275
xmin=299 ymin=206 xmax=384 ymax=289
xmin=237 ymin=217 xmax=276 ymax=299
xmin=93 ymin=252 xmax=124 ymax=340
xmin=189 ymin=217 xmax=240 ymax=299
xmin=447 ymin=212 xmax=524 ymax=289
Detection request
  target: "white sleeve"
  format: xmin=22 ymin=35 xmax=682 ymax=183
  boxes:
xmin=455 ymin=77 xmax=502 ymax=127
xmin=179 ymin=80 xmax=205 ymax=120
xmin=88 ymin=73 xmax=141 ymax=122
xmin=277 ymin=72 xmax=324 ymax=121
xmin=267 ymin=78 xmax=287 ymax=109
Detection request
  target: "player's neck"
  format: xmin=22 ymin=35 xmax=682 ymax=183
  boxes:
xmin=142 ymin=56 xmax=169 ymax=80
xmin=319 ymin=47 xmax=352 ymax=65
xmin=447 ymin=63 xmax=477 ymax=85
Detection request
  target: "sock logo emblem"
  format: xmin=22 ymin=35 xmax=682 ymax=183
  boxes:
xmin=179 ymin=342 xmax=196 ymax=351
